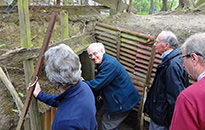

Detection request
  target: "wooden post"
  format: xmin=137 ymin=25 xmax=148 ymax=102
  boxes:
xmin=17 ymin=0 xmax=42 ymax=129
xmin=116 ymin=31 xmax=121 ymax=61
xmin=16 ymin=11 xmax=57 ymax=130
xmin=0 ymin=67 xmax=24 ymax=112
xmin=139 ymin=45 xmax=156 ymax=130
xmin=60 ymin=10 xmax=69 ymax=40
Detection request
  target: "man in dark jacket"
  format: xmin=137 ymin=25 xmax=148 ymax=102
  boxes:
xmin=86 ymin=42 xmax=141 ymax=130
xmin=144 ymin=31 xmax=189 ymax=130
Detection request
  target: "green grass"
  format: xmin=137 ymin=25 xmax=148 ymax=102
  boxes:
xmin=137 ymin=12 xmax=149 ymax=15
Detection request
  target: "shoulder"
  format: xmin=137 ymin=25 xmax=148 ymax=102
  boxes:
xmin=179 ymin=79 xmax=205 ymax=100
xmin=102 ymin=54 xmax=119 ymax=67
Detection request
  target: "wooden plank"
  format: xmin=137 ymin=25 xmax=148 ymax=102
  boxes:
xmin=93 ymin=0 xmax=118 ymax=10
xmin=0 ymin=35 xmax=94 ymax=67
xmin=0 ymin=5 xmax=109 ymax=15
xmin=60 ymin=10 xmax=69 ymax=39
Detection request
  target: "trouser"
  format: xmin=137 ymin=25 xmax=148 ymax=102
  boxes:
xmin=101 ymin=111 xmax=129 ymax=130
xmin=149 ymin=120 xmax=169 ymax=130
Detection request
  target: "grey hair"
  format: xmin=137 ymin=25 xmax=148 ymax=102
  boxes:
xmin=181 ymin=33 xmax=205 ymax=63
xmin=159 ymin=31 xmax=178 ymax=49
xmin=87 ymin=42 xmax=105 ymax=54
xmin=44 ymin=44 xmax=82 ymax=87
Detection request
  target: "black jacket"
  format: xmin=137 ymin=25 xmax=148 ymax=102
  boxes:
xmin=144 ymin=49 xmax=189 ymax=127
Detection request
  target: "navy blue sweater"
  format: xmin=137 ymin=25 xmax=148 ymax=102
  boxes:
xmin=37 ymin=80 xmax=97 ymax=130
xmin=86 ymin=53 xmax=141 ymax=114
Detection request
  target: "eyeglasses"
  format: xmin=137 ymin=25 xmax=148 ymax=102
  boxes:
xmin=88 ymin=51 xmax=99 ymax=58
xmin=155 ymin=40 xmax=161 ymax=44
xmin=182 ymin=52 xmax=203 ymax=58
xmin=181 ymin=54 xmax=191 ymax=58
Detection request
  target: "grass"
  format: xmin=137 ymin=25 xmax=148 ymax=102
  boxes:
xmin=137 ymin=12 xmax=149 ymax=15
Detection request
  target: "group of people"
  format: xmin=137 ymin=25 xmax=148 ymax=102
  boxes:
xmin=144 ymin=31 xmax=205 ymax=130
xmin=33 ymin=31 xmax=205 ymax=130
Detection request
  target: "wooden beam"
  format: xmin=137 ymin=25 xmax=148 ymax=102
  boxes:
xmin=0 ymin=5 xmax=109 ymax=15
xmin=0 ymin=67 xmax=24 ymax=113
xmin=93 ymin=0 xmax=118 ymax=10
xmin=60 ymin=10 xmax=69 ymax=39
xmin=93 ymin=0 xmax=137 ymax=13
xmin=0 ymin=34 xmax=95 ymax=67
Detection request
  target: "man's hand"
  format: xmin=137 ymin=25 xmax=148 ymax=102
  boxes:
xmin=33 ymin=82 xmax=41 ymax=97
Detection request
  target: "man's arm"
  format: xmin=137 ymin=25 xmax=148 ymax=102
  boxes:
xmin=165 ymin=65 xmax=187 ymax=124
xmin=86 ymin=62 xmax=117 ymax=91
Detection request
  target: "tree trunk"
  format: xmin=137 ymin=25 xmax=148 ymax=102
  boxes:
xmin=177 ymin=0 xmax=195 ymax=8
xmin=196 ymin=0 xmax=205 ymax=6
xmin=161 ymin=0 xmax=168 ymax=11
xmin=149 ymin=0 xmax=154 ymax=14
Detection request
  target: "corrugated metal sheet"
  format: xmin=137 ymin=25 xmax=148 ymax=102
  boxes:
xmin=95 ymin=22 xmax=161 ymax=94
xmin=42 ymin=107 xmax=56 ymax=130
xmin=95 ymin=22 xmax=162 ymax=129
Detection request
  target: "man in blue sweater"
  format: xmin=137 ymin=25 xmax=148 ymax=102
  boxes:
xmin=33 ymin=44 xmax=97 ymax=130
xmin=86 ymin=42 xmax=141 ymax=130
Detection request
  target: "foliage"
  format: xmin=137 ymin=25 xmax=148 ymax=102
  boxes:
xmin=18 ymin=92 xmax=24 ymax=97
xmin=133 ymin=0 xmax=178 ymax=14
xmin=0 ymin=44 xmax=6 ymax=48
xmin=133 ymin=0 xmax=150 ymax=13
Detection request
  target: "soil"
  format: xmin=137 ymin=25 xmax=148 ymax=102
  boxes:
xmin=104 ymin=12 xmax=205 ymax=46
xmin=1 ymin=9 xmax=205 ymax=129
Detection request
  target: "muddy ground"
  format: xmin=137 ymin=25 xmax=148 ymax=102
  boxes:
xmin=1 ymin=9 xmax=205 ymax=130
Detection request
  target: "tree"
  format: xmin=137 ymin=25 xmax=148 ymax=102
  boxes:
xmin=133 ymin=0 xmax=150 ymax=13
xmin=149 ymin=0 xmax=154 ymax=14
xmin=177 ymin=0 xmax=195 ymax=8
xmin=161 ymin=0 xmax=168 ymax=11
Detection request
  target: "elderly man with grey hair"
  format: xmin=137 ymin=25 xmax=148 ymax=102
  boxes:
xmin=144 ymin=31 xmax=189 ymax=130
xmin=170 ymin=33 xmax=205 ymax=130
xmin=86 ymin=42 xmax=141 ymax=130
xmin=33 ymin=44 xmax=97 ymax=130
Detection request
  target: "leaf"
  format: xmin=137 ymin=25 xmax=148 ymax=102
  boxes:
xmin=18 ymin=92 xmax=24 ymax=97
xmin=0 ymin=44 xmax=6 ymax=48
xmin=12 ymin=109 xmax=19 ymax=113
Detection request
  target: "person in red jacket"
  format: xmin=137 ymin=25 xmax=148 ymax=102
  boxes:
xmin=170 ymin=33 xmax=205 ymax=130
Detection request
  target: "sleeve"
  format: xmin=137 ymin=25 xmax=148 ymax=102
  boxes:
xmin=36 ymin=91 xmax=60 ymax=107
xmin=170 ymin=94 xmax=199 ymax=130
xmin=86 ymin=61 xmax=118 ymax=91
xmin=165 ymin=65 xmax=186 ymax=123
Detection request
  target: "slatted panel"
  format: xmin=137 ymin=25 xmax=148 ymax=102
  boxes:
xmin=95 ymin=22 xmax=158 ymax=129
xmin=95 ymin=22 xmax=156 ymax=95
xmin=42 ymin=107 xmax=57 ymax=130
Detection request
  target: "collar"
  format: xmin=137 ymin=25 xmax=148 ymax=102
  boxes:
xmin=161 ymin=49 xmax=173 ymax=60
xmin=55 ymin=80 xmax=82 ymax=101
xmin=158 ymin=49 xmax=181 ymax=68
xmin=197 ymin=72 xmax=205 ymax=81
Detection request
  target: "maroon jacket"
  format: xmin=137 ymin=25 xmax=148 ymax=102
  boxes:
xmin=170 ymin=77 xmax=205 ymax=130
